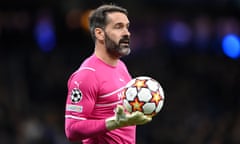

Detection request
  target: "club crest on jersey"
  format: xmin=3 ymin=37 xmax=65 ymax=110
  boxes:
xmin=70 ymin=88 xmax=82 ymax=103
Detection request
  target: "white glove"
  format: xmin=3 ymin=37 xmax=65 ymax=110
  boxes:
xmin=106 ymin=105 xmax=152 ymax=130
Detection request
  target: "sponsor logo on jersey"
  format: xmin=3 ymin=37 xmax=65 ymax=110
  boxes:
xmin=66 ymin=104 xmax=83 ymax=113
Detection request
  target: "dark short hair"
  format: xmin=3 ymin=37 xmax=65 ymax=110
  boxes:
xmin=88 ymin=4 xmax=128 ymax=42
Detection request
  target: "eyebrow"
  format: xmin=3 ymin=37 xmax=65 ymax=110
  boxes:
xmin=114 ymin=22 xmax=130 ymax=26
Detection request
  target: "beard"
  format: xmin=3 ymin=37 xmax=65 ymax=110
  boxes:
xmin=104 ymin=32 xmax=131 ymax=58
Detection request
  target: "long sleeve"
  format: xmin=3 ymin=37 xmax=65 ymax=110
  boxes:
xmin=65 ymin=118 xmax=108 ymax=142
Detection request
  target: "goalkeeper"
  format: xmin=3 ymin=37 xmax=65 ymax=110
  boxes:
xmin=64 ymin=4 xmax=151 ymax=144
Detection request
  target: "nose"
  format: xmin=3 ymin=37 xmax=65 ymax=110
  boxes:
xmin=123 ymin=28 xmax=131 ymax=37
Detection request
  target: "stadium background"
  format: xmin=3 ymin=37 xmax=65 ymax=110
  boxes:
xmin=1 ymin=0 xmax=240 ymax=143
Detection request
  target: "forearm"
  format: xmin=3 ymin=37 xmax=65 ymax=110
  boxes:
xmin=65 ymin=118 xmax=108 ymax=142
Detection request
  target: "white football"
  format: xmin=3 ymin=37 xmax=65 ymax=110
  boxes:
xmin=122 ymin=76 xmax=165 ymax=117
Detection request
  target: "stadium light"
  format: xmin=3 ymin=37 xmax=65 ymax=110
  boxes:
xmin=222 ymin=34 xmax=240 ymax=59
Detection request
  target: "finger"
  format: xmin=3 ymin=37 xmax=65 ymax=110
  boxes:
xmin=116 ymin=105 xmax=127 ymax=122
xmin=115 ymin=105 xmax=124 ymax=114
xmin=144 ymin=115 xmax=152 ymax=122
xmin=132 ymin=111 xmax=144 ymax=118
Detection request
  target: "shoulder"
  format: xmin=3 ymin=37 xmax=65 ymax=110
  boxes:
xmin=67 ymin=55 xmax=98 ymax=86
xmin=68 ymin=66 xmax=96 ymax=85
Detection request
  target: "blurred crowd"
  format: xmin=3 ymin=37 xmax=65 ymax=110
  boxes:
xmin=1 ymin=0 xmax=240 ymax=144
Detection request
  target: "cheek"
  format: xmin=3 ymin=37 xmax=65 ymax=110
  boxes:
xmin=107 ymin=31 xmax=120 ymax=42
xmin=113 ymin=36 xmax=120 ymax=44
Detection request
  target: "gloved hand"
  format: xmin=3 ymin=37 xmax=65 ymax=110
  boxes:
xmin=106 ymin=105 xmax=152 ymax=130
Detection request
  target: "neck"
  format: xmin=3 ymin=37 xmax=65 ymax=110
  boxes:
xmin=94 ymin=44 xmax=119 ymax=66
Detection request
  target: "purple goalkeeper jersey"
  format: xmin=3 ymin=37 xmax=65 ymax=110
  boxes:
xmin=65 ymin=54 xmax=136 ymax=144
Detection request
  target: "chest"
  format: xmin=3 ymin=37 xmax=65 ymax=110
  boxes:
xmin=100 ymin=69 xmax=129 ymax=96
xmin=96 ymin=67 xmax=131 ymax=105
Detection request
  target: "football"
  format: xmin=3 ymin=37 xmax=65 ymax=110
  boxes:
xmin=122 ymin=76 xmax=164 ymax=117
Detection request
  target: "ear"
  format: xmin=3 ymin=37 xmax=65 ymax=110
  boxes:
xmin=95 ymin=28 xmax=104 ymax=41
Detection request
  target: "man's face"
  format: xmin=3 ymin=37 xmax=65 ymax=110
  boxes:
xmin=104 ymin=12 xmax=131 ymax=58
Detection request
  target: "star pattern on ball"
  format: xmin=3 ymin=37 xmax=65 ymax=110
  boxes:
xmin=151 ymin=91 xmax=162 ymax=104
xmin=133 ymin=79 xmax=147 ymax=90
xmin=130 ymin=97 xmax=145 ymax=112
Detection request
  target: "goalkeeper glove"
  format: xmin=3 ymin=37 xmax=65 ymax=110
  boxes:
xmin=106 ymin=105 xmax=152 ymax=130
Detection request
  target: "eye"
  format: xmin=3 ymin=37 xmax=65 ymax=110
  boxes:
xmin=113 ymin=23 xmax=130 ymax=31
xmin=114 ymin=23 xmax=123 ymax=29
